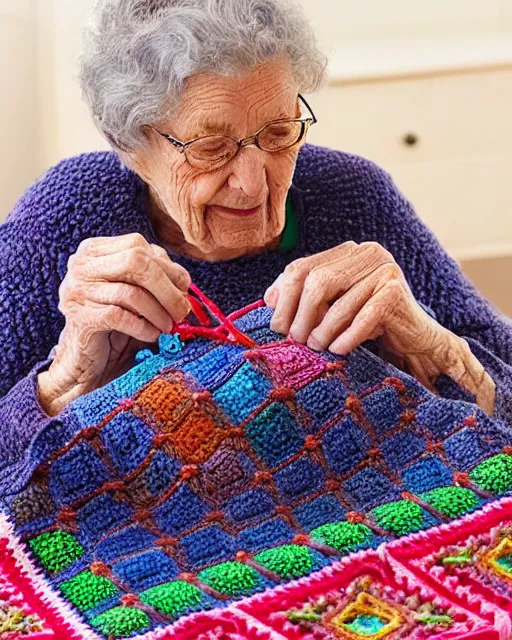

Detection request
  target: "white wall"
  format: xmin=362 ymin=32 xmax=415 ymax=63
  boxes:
xmin=0 ymin=0 xmax=38 ymax=216
xmin=35 ymin=0 xmax=108 ymax=174
xmin=298 ymin=0 xmax=512 ymax=53
xmin=2 ymin=0 xmax=512 ymax=257
xmin=32 ymin=0 xmax=512 ymax=172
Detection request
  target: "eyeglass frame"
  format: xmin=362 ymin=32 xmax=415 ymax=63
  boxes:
xmin=152 ymin=94 xmax=317 ymax=169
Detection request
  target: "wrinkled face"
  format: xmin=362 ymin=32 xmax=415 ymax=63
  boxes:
xmin=126 ymin=59 xmax=303 ymax=260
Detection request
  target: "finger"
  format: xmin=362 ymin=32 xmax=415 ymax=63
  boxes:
xmin=76 ymin=249 xmax=191 ymax=321
xmin=77 ymin=234 xmax=192 ymax=293
xmin=78 ymin=233 xmax=153 ymax=256
xmin=149 ymin=245 xmax=191 ymax=292
xmin=267 ymin=245 xmax=356 ymax=329
xmin=288 ymin=260 xmax=345 ymax=343
xmin=305 ymin=276 xmax=374 ymax=350
xmin=95 ymin=304 xmax=163 ymax=343
xmin=446 ymin=338 xmax=496 ymax=414
xmin=328 ymin=288 xmax=389 ymax=355
xmin=405 ymin=354 xmax=441 ymax=396
xmin=264 ymin=274 xmax=284 ymax=308
xmin=86 ymin=281 xmax=182 ymax=334
xmin=270 ymin=261 xmax=309 ymax=334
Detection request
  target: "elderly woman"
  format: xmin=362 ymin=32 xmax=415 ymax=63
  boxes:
xmin=0 ymin=0 xmax=511 ymax=472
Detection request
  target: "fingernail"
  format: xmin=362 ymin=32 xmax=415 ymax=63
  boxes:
xmin=264 ymin=287 xmax=278 ymax=307
xmin=307 ymin=337 xmax=322 ymax=351
xmin=329 ymin=338 xmax=347 ymax=355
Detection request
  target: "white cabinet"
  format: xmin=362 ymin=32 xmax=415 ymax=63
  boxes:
xmin=307 ymin=68 xmax=512 ymax=260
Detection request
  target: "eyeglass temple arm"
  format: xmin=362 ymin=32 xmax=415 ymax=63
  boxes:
xmin=298 ymin=94 xmax=317 ymax=124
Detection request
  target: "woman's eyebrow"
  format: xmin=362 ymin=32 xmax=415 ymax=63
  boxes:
xmin=192 ymin=112 xmax=295 ymax=138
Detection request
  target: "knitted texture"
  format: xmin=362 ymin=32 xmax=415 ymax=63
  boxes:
xmin=0 ymin=145 xmax=511 ymax=427
xmin=1 ymin=299 xmax=512 ymax=639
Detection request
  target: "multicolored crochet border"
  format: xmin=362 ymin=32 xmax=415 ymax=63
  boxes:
xmin=3 ymin=497 xmax=512 ymax=639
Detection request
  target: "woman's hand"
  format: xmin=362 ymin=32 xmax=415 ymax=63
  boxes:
xmin=264 ymin=241 xmax=496 ymax=414
xmin=37 ymin=233 xmax=192 ymax=416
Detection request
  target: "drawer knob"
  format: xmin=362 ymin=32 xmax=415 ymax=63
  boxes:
xmin=403 ymin=132 xmax=419 ymax=147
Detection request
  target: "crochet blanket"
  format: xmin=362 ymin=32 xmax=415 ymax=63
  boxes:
xmin=2 ymin=288 xmax=512 ymax=640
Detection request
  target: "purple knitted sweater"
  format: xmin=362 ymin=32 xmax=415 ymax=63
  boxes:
xmin=1 ymin=144 xmax=511 ymax=484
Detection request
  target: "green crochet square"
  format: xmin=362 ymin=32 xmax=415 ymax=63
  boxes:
xmin=90 ymin=607 xmax=150 ymax=637
xmin=470 ymin=454 xmax=512 ymax=494
xmin=310 ymin=521 xmax=372 ymax=552
xmin=371 ymin=500 xmax=424 ymax=536
xmin=140 ymin=580 xmax=203 ymax=616
xmin=59 ymin=570 xmax=118 ymax=611
xmin=28 ymin=531 xmax=84 ymax=573
xmin=419 ymin=486 xmax=479 ymax=518
xmin=254 ymin=544 xmax=313 ymax=579
xmin=198 ymin=561 xmax=259 ymax=597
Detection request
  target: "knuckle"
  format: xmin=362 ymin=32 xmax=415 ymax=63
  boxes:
xmin=362 ymin=241 xmax=391 ymax=260
xmin=77 ymin=237 xmax=94 ymax=252
xmin=284 ymin=258 xmax=308 ymax=279
xmin=100 ymin=304 xmax=124 ymax=328
xmin=383 ymin=278 xmax=404 ymax=302
xmin=125 ymin=285 xmax=148 ymax=308
xmin=127 ymin=232 xmax=148 ymax=246
xmin=305 ymin=268 xmax=331 ymax=293
xmin=150 ymin=243 xmax=168 ymax=258
xmin=381 ymin=262 xmax=402 ymax=281
xmin=128 ymin=247 xmax=153 ymax=275
xmin=173 ymin=266 xmax=192 ymax=291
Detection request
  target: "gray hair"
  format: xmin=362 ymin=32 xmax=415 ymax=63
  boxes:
xmin=78 ymin=0 xmax=328 ymax=150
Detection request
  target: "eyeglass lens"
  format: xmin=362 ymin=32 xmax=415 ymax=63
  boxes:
xmin=186 ymin=120 xmax=306 ymax=169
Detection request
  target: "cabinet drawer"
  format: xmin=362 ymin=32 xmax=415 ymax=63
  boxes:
xmin=306 ymin=68 xmax=512 ymax=166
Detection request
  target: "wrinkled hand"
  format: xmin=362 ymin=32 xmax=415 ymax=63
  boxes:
xmin=38 ymin=233 xmax=191 ymax=416
xmin=264 ymin=241 xmax=495 ymax=414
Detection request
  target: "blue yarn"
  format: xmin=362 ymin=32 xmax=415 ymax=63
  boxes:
xmin=381 ymin=431 xmax=426 ymax=473
xmin=444 ymin=427 xmax=502 ymax=471
xmin=138 ymin=451 xmax=182 ymax=497
xmin=154 ymin=485 xmax=208 ymax=536
xmin=322 ymin=415 xmax=371 ymax=477
xmin=71 ymin=384 xmax=120 ymax=428
xmin=274 ymin=456 xmax=325 ymax=504
xmin=112 ymin=550 xmax=180 ymax=591
xmin=296 ymin=378 xmax=349 ymax=431
xmin=182 ymin=345 xmax=245 ymax=388
xmin=402 ymin=456 xmax=454 ymax=493
xmin=226 ymin=489 xmax=276 ymax=524
xmin=96 ymin=526 xmax=157 ymax=564
xmin=361 ymin=386 xmax=404 ymax=438
xmin=342 ymin=467 xmax=401 ymax=511
xmin=245 ymin=403 xmax=304 ymax=467
xmin=293 ymin=495 xmax=346 ymax=532
xmin=114 ymin=355 xmax=168 ymax=398
xmin=181 ymin=526 xmax=236 ymax=568
xmin=232 ymin=306 xmax=274 ymax=332
xmin=237 ymin=517 xmax=296 ymax=553
xmin=415 ymin=399 xmax=474 ymax=440
xmin=49 ymin=443 xmax=111 ymax=507
xmin=76 ymin=494 xmax=133 ymax=544
xmin=213 ymin=362 xmax=272 ymax=423
xmin=100 ymin=413 xmax=154 ymax=475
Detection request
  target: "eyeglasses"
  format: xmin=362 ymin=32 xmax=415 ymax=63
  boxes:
xmin=153 ymin=94 xmax=317 ymax=172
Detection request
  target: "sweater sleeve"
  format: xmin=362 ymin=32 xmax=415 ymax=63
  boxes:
xmin=366 ymin=163 xmax=512 ymax=424
xmin=0 ymin=175 xmax=68 ymax=486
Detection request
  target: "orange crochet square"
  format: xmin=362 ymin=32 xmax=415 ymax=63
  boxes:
xmin=135 ymin=377 xmax=193 ymax=432
xmin=169 ymin=408 xmax=228 ymax=464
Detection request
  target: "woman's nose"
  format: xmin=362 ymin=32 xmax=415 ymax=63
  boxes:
xmin=227 ymin=146 xmax=267 ymax=198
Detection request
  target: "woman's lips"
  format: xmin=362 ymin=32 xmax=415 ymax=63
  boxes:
xmin=209 ymin=204 xmax=262 ymax=217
